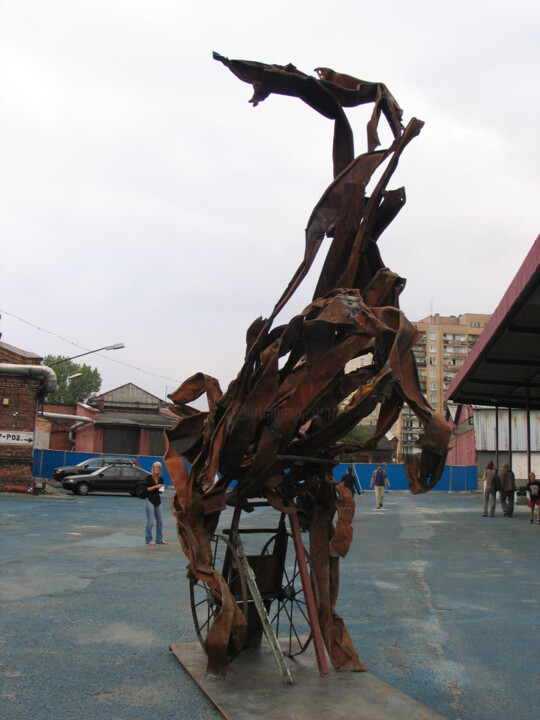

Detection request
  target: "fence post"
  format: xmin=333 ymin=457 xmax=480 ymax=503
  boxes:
xmin=352 ymin=463 xmax=363 ymax=494
xmin=448 ymin=465 xmax=453 ymax=494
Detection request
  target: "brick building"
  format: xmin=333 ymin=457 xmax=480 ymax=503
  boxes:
xmin=36 ymin=403 xmax=91 ymax=451
xmin=86 ymin=384 xmax=177 ymax=456
xmin=344 ymin=313 xmax=491 ymax=458
xmin=0 ymin=341 xmax=57 ymax=491
xmin=42 ymin=384 xmax=177 ymax=456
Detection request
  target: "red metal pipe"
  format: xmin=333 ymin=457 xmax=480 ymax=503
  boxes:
xmin=289 ymin=512 xmax=328 ymax=677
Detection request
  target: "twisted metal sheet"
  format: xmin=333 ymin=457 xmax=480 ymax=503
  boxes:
xmin=166 ymin=55 xmax=452 ymax=677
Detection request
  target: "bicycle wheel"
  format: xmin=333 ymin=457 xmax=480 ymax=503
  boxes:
xmin=189 ymin=534 xmax=248 ymax=657
xmin=261 ymin=533 xmax=320 ymax=657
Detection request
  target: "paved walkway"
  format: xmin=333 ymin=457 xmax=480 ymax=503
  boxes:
xmin=0 ymin=488 xmax=537 ymax=719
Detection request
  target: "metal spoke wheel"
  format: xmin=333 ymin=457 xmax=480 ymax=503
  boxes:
xmin=261 ymin=533 xmax=320 ymax=657
xmin=189 ymin=534 xmax=248 ymax=658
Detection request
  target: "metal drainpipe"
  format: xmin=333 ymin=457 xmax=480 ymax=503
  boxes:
xmin=526 ymin=388 xmax=531 ymax=478
xmin=37 ymin=412 xmax=94 ymax=445
xmin=0 ymin=363 xmax=58 ymax=393
xmin=508 ymin=402 xmax=512 ymax=469
xmin=40 ymin=412 xmax=93 ymax=423
xmin=68 ymin=421 xmax=92 ymax=443
xmin=495 ymin=405 xmax=499 ymax=471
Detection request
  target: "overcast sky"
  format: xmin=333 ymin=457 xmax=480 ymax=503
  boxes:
xmin=1 ymin=0 xmax=539 ymax=402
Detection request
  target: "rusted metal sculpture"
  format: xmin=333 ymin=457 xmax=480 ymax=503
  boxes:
xmin=165 ymin=54 xmax=452 ymax=679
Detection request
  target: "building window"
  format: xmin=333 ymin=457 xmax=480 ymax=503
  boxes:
xmin=430 ymin=370 xmax=437 ymax=378
xmin=429 ymin=332 xmax=436 ymax=340
xmin=430 ymin=382 xmax=437 ymax=390
xmin=430 ymin=394 xmax=438 ymax=404
xmin=430 ymin=358 xmax=437 ymax=365
xmin=429 ymin=344 xmax=436 ymax=353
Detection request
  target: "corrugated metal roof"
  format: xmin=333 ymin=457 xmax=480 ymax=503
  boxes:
xmin=446 ymin=234 xmax=540 ymax=409
xmin=97 ymin=383 xmax=162 ymax=409
xmin=95 ymin=411 xmax=176 ymax=428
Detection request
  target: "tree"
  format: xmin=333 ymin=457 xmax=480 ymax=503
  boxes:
xmin=43 ymin=355 xmax=102 ymax=405
xmin=338 ymin=425 xmax=374 ymax=462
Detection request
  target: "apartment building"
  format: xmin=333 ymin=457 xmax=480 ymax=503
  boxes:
xmin=401 ymin=313 xmax=491 ymax=455
xmin=344 ymin=354 xmax=401 ymax=452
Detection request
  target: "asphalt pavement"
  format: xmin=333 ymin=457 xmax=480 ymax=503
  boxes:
xmin=1 ymin=485 xmax=538 ymax=720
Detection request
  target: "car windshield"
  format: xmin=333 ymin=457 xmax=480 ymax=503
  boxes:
xmin=86 ymin=467 xmax=106 ymax=475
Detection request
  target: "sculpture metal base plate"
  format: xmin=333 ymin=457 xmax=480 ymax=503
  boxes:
xmin=169 ymin=640 xmax=446 ymax=720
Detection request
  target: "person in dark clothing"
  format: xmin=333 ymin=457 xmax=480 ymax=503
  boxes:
xmin=342 ymin=466 xmax=362 ymax=499
xmin=499 ymin=462 xmax=516 ymax=517
xmin=145 ymin=461 xmax=168 ymax=545
xmin=343 ymin=466 xmax=358 ymax=496
xmin=525 ymin=471 xmax=540 ymax=524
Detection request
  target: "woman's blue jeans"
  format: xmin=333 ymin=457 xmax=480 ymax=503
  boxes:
xmin=145 ymin=499 xmax=163 ymax=543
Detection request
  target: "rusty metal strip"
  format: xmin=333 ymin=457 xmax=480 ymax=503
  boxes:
xmin=289 ymin=511 xmax=328 ymax=677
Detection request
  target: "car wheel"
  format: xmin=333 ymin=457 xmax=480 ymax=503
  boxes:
xmin=77 ymin=481 xmax=90 ymax=496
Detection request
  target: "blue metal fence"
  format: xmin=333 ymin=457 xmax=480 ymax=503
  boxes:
xmin=34 ymin=450 xmax=478 ymax=492
xmin=334 ymin=462 xmax=478 ymax=491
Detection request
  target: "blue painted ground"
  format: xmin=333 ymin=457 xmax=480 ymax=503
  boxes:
xmin=0 ymin=487 xmax=537 ymax=719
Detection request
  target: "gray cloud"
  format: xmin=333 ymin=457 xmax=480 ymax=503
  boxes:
xmin=1 ymin=0 xmax=538 ymax=399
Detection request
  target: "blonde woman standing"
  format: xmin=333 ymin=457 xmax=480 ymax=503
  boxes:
xmin=144 ymin=461 xmax=168 ymax=546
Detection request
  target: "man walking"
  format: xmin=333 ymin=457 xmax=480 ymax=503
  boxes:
xmin=499 ymin=462 xmax=516 ymax=517
xmin=370 ymin=464 xmax=390 ymax=509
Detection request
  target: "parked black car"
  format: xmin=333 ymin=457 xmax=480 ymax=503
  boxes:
xmin=52 ymin=456 xmax=140 ymax=482
xmin=61 ymin=465 xmax=151 ymax=496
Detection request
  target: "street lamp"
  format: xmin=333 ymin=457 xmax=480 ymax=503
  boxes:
xmin=50 ymin=343 xmax=125 ymax=366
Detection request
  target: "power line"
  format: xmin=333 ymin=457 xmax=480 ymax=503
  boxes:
xmin=0 ymin=309 xmax=181 ymax=384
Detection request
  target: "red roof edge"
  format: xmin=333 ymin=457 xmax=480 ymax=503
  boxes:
xmin=446 ymin=234 xmax=540 ymax=403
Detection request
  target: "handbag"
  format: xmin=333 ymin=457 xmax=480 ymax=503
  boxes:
xmin=135 ymin=483 xmax=148 ymax=499
xmin=492 ymin=474 xmax=501 ymax=492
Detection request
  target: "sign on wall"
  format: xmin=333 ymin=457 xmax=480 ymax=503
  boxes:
xmin=0 ymin=431 xmax=34 ymax=445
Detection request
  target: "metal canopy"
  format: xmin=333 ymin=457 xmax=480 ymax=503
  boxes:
xmin=446 ymin=235 xmax=540 ymax=409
